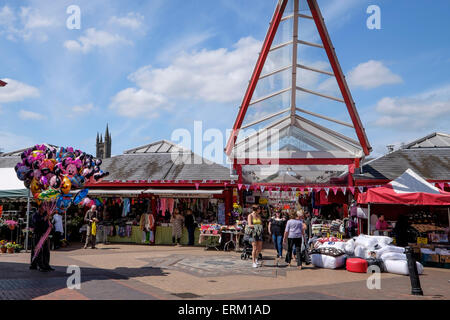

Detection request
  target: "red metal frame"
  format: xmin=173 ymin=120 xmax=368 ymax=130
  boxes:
xmin=225 ymin=0 xmax=372 ymax=162
xmin=225 ymin=0 xmax=288 ymax=156
xmin=307 ymin=0 xmax=371 ymax=155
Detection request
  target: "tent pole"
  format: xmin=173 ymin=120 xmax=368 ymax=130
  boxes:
xmin=65 ymin=210 xmax=67 ymax=241
xmin=367 ymin=203 xmax=371 ymax=235
xmin=25 ymin=190 xmax=31 ymax=252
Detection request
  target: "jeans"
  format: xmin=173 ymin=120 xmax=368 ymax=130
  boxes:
xmin=272 ymin=234 xmax=283 ymax=257
xmin=187 ymin=225 xmax=195 ymax=246
xmin=286 ymin=237 xmax=302 ymax=266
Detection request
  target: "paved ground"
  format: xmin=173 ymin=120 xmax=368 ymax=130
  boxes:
xmin=0 ymin=243 xmax=449 ymax=300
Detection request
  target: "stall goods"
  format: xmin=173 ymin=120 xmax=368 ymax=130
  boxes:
xmin=311 ymin=253 xmax=347 ymax=269
xmin=411 ymin=224 xmax=446 ymax=233
xmin=310 ymin=247 xmax=346 ymax=269
xmin=384 ymin=259 xmax=424 ymax=275
xmin=346 ymin=258 xmax=368 ymax=273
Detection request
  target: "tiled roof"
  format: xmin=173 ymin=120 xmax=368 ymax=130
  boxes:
xmin=403 ymin=132 xmax=450 ymax=149
xmin=354 ymin=148 xmax=450 ymax=181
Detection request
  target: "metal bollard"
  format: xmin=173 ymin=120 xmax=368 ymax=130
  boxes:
xmin=405 ymin=247 xmax=423 ymax=296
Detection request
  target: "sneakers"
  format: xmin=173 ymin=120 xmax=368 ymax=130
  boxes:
xmin=252 ymin=262 xmax=258 ymax=268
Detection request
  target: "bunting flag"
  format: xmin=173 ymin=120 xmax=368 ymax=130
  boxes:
xmin=195 ymin=183 xmax=200 ymax=190
xmin=237 ymin=184 xmax=243 ymax=190
xmin=358 ymin=186 xmax=364 ymax=193
xmin=299 ymin=187 xmax=305 ymax=192
xmin=230 ymin=180 xmax=235 ymax=184
xmin=332 ymin=187 xmax=338 ymax=195
xmin=268 ymin=187 xmax=273 ymax=192
xmin=341 ymin=187 xmax=347 ymax=195
xmin=202 ymin=179 xmax=207 ymax=183
xmin=324 ymin=187 xmax=330 ymax=196
xmin=245 ymin=184 xmax=251 ymax=191
xmin=224 ymin=182 xmax=228 ymax=187
xmin=308 ymin=187 xmax=313 ymax=193
xmin=349 ymin=187 xmax=355 ymax=195
xmin=438 ymin=183 xmax=445 ymax=190
xmin=253 ymin=185 xmax=259 ymax=191
xmin=260 ymin=186 xmax=265 ymax=193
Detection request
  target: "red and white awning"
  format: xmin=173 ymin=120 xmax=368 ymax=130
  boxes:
xmin=358 ymin=169 xmax=450 ymax=205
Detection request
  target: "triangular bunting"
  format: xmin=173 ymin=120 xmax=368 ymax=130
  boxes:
xmin=349 ymin=187 xmax=355 ymax=195
xmin=340 ymin=187 xmax=347 ymax=195
xmin=195 ymin=183 xmax=200 ymax=190
xmin=358 ymin=186 xmax=364 ymax=193
xmin=324 ymin=187 xmax=330 ymax=196
xmin=238 ymin=184 xmax=243 ymax=190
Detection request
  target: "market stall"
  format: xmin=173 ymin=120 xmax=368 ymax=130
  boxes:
xmin=357 ymin=169 xmax=450 ymax=268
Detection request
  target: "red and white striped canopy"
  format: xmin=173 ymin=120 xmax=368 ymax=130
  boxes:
xmin=358 ymin=169 xmax=450 ymax=205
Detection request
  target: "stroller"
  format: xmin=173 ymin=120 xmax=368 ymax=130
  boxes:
xmin=240 ymin=233 xmax=263 ymax=260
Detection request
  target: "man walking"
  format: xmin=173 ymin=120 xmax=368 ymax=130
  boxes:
xmin=84 ymin=205 xmax=99 ymax=249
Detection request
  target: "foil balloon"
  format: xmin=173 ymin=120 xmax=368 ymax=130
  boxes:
xmin=61 ymin=176 xmax=72 ymax=194
xmin=38 ymin=188 xmax=60 ymax=200
xmin=73 ymin=189 xmax=89 ymax=205
xmin=16 ymin=166 xmax=30 ymax=181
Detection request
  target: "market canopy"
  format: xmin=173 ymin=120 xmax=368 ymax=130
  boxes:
xmin=0 ymin=168 xmax=29 ymax=198
xmin=358 ymin=169 xmax=450 ymax=206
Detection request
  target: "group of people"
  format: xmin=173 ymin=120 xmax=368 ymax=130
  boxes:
xmin=246 ymin=205 xmax=311 ymax=269
xmin=138 ymin=208 xmax=197 ymax=246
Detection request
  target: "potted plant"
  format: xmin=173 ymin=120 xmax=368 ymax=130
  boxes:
xmin=0 ymin=240 xmax=7 ymax=253
xmin=6 ymin=242 xmax=15 ymax=254
xmin=4 ymin=220 xmax=18 ymax=231
xmin=13 ymin=243 xmax=23 ymax=253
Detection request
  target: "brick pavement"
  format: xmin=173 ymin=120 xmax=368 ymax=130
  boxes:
xmin=0 ymin=243 xmax=449 ymax=300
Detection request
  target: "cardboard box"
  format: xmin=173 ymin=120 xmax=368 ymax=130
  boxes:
xmin=417 ymin=237 xmax=428 ymax=245
xmin=422 ymin=253 xmax=440 ymax=263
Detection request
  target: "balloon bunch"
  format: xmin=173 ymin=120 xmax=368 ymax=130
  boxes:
xmin=15 ymin=144 xmax=109 ymax=203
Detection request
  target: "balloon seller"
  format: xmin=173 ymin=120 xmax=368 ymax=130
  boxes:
xmin=15 ymin=144 xmax=108 ymax=272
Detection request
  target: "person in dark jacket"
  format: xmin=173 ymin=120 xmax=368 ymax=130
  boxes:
xmin=394 ymin=215 xmax=409 ymax=247
xmin=30 ymin=207 xmax=54 ymax=272
xmin=185 ymin=209 xmax=196 ymax=246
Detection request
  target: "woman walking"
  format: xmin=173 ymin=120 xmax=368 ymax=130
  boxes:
xmin=284 ymin=210 xmax=306 ymax=270
xmin=247 ymin=205 xmax=264 ymax=268
xmin=268 ymin=209 xmax=286 ymax=263
xmin=170 ymin=208 xmax=184 ymax=246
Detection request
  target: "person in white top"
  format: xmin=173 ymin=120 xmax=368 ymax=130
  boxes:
xmin=52 ymin=212 xmax=64 ymax=249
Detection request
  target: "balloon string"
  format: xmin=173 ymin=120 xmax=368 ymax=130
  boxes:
xmin=32 ymin=221 xmax=52 ymax=263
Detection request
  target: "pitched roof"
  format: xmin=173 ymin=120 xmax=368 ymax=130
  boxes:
xmin=403 ymin=132 xmax=450 ymax=149
xmin=102 ymin=140 xmax=231 ymax=181
xmin=354 ymin=148 xmax=450 ymax=181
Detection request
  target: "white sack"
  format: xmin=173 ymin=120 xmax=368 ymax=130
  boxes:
xmin=381 ymin=252 xmax=407 ymax=261
xmin=311 ymin=254 xmax=346 ymax=269
xmin=319 ymin=241 xmax=347 ymax=251
xmin=354 ymin=235 xmax=378 ymax=249
xmin=344 ymin=239 xmax=355 ymax=255
xmin=375 ymin=245 xmax=405 ymax=258
xmin=354 ymin=245 xmax=368 ymax=259
xmin=384 ymin=259 xmax=424 ymax=275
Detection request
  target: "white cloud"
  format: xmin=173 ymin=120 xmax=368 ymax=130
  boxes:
xmin=109 ymin=12 xmax=144 ymax=30
xmin=71 ymin=103 xmax=94 ymax=113
xmin=0 ymin=79 xmax=40 ymax=103
xmin=19 ymin=109 xmax=45 ymax=120
xmin=64 ymin=28 xmax=132 ymax=53
xmin=373 ymin=84 xmax=450 ymax=129
xmin=347 ymin=60 xmax=403 ymax=89
xmin=110 ymin=36 xmax=262 ymax=118
xmin=0 ymin=6 xmax=58 ymax=42
xmin=318 ymin=60 xmax=403 ymax=93
xmin=109 ymin=88 xmax=171 ymax=118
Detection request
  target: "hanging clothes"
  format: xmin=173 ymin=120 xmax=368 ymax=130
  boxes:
xmin=167 ymin=198 xmax=175 ymax=214
xmin=122 ymin=198 xmax=130 ymax=217
xmin=160 ymin=198 xmax=167 ymax=216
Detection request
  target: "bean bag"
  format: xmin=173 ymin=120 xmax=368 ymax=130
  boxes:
xmin=346 ymin=258 xmax=368 ymax=273
xmin=354 ymin=246 xmax=368 ymax=259
xmin=366 ymin=258 xmax=385 ymax=272
xmin=311 ymin=253 xmax=346 ymax=269
xmin=380 ymin=252 xmax=407 ymax=261
xmin=344 ymin=239 xmax=355 ymax=255
xmin=354 ymin=235 xmax=378 ymax=249
xmin=384 ymin=259 xmax=424 ymax=275
xmin=374 ymin=245 xmax=405 ymax=259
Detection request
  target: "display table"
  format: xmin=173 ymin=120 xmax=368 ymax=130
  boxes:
xmin=221 ymin=231 xmax=244 ymax=252
xmin=107 ymin=226 xmax=142 ymax=244
xmin=155 ymin=226 xmax=201 ymax=246
xmin=198 ymin=233 xmax=221 ymax=250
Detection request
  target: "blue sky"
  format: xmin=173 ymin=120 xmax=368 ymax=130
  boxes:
xmin=0 ymin=0 xmax=449 ymax=162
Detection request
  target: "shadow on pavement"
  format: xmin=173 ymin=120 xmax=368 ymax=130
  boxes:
xmin=0 ymin=261 xmax=169 ymax=300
